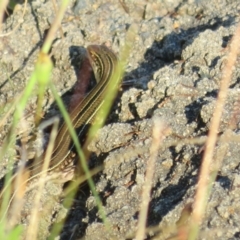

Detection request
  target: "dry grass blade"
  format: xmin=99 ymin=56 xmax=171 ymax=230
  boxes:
xmin=25 ymin=120 xmax=58 ymax=240
xmin=135 ymin=117 xmax=170 ymax=240
xmin=188 ymin=22 xmax=240 ymax=239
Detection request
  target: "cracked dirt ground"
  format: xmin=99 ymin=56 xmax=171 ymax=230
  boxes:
xmin=1 ymin=0 xmax=240 ymax=239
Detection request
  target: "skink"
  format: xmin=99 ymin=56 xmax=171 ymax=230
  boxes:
xmin=0 ymin=44 xmax=121 ymax=214
xmin=29 ymin=44 xmax=120 ymax=177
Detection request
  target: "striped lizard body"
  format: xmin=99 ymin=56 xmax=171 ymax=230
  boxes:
xmin=29 ymin=44 xmax=120 ymax=177
xmin=0 ymin=44 xmax=121 ymax=219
